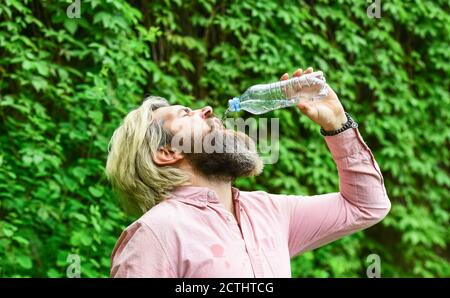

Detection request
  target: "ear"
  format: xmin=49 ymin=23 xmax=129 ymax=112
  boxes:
xmin=153 ymin=147 xmax=184 ymax=166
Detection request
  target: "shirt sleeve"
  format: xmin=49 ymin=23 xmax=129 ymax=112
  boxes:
xmin=271 ymin=128 xmax=391 ymax=258
xmin=110 ymin=221 xmax=177 ymax=278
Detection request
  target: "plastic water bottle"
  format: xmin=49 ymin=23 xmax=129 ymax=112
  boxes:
xmin=227 ymin=71 xmax=329 ymax=115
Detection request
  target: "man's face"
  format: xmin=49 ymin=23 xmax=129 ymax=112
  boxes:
xmin=153 ymin=105 xmax=221 ymax=140
xmin=153 ymin=105 xmax=263 ymax=180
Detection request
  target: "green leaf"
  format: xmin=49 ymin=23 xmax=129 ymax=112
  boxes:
xmin=88 ymin=186 xmax=104 ymax=198
xmin=64 ymin=19 xmax=78 ymax=34
xmin=16 ymin=255 xmax=33 ymax=269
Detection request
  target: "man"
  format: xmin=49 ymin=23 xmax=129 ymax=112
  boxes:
xmin=106 ymin=67 xmax=390 ymax=277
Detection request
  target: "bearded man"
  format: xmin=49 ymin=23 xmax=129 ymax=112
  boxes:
xmin=106 ymin=67 xmax=390 ymax=278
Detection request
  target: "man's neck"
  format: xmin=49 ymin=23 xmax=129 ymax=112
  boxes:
xmin=190 ymin=174 xmax=235 ymax=218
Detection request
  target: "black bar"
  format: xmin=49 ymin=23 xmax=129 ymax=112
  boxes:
xmin=0 ymin=278 xmax=447 ymax=297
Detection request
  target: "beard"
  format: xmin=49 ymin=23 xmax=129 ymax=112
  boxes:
xmin=183 ymin=118 xmax=264 ymax=181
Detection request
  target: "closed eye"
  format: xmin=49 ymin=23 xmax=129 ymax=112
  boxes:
xmin=183 ymin=108 xmax=191 ymax=116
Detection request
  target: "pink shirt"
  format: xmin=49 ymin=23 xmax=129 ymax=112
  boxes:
xmin=110 ymin=128 xmax=391 ymax=277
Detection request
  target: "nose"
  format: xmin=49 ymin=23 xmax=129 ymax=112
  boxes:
xmin=199 ymin=106 xmax=213 ymax=119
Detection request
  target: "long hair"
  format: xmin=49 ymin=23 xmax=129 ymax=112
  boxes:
xmin=105 ymin=96 xmax=190 ymax=215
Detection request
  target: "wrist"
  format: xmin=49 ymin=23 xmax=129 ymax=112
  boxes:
xmin=320 ymin=112 xmax=358 ymax=136
xmin=322 ymin=112 xmax=347 ymax=131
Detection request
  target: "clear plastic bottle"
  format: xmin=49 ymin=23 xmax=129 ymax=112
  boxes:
xmin=227 ymin=71 xmax=329 ymax=115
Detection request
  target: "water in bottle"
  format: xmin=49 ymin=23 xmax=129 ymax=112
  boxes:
xmin=225 ymin=71 xmax=329 ymax=116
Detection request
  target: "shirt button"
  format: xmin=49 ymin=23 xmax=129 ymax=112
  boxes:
xmin=207 ymin=191 xmax=215 ymax=199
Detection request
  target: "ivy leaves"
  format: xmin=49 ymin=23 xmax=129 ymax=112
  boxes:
xmin=0 ymin=0 xmax=449 ymax=277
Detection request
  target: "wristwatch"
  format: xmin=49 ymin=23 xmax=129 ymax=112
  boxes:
xmin=320 ymin=112 xmax=358 ymax=136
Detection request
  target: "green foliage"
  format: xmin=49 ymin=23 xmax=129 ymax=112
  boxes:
xmin=0 ymin=0 xmax=449 ymax=277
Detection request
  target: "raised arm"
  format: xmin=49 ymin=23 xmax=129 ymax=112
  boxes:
xmin=273 ymin=67 xmax=390 ymax=257
xmin=272 ymin=127 xmax=390 ymax=257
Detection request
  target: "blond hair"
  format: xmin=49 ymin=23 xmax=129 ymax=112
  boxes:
xmin=105 ymin=96 xmax=190 ymax=215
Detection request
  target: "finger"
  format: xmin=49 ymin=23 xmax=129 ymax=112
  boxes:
xmin=297 ymin=102 xmax=314 ymax=117
xmin=293 ymin=68 xmax=303 ymax=77
xmin=304 ymin=67 xmax=313 ymax=74
xmin=280 ymin=73 xmax=289 ymax=81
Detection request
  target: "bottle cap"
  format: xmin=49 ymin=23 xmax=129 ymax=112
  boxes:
xmin=228 ymin=97 xmax=241 ymax=112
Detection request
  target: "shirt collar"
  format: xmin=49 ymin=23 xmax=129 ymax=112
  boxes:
xmin=168 ymin=186 xmax=240 ymax=208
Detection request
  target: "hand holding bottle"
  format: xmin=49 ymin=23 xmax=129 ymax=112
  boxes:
xmin=280 ymin=67 xmax=347 ymax=131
